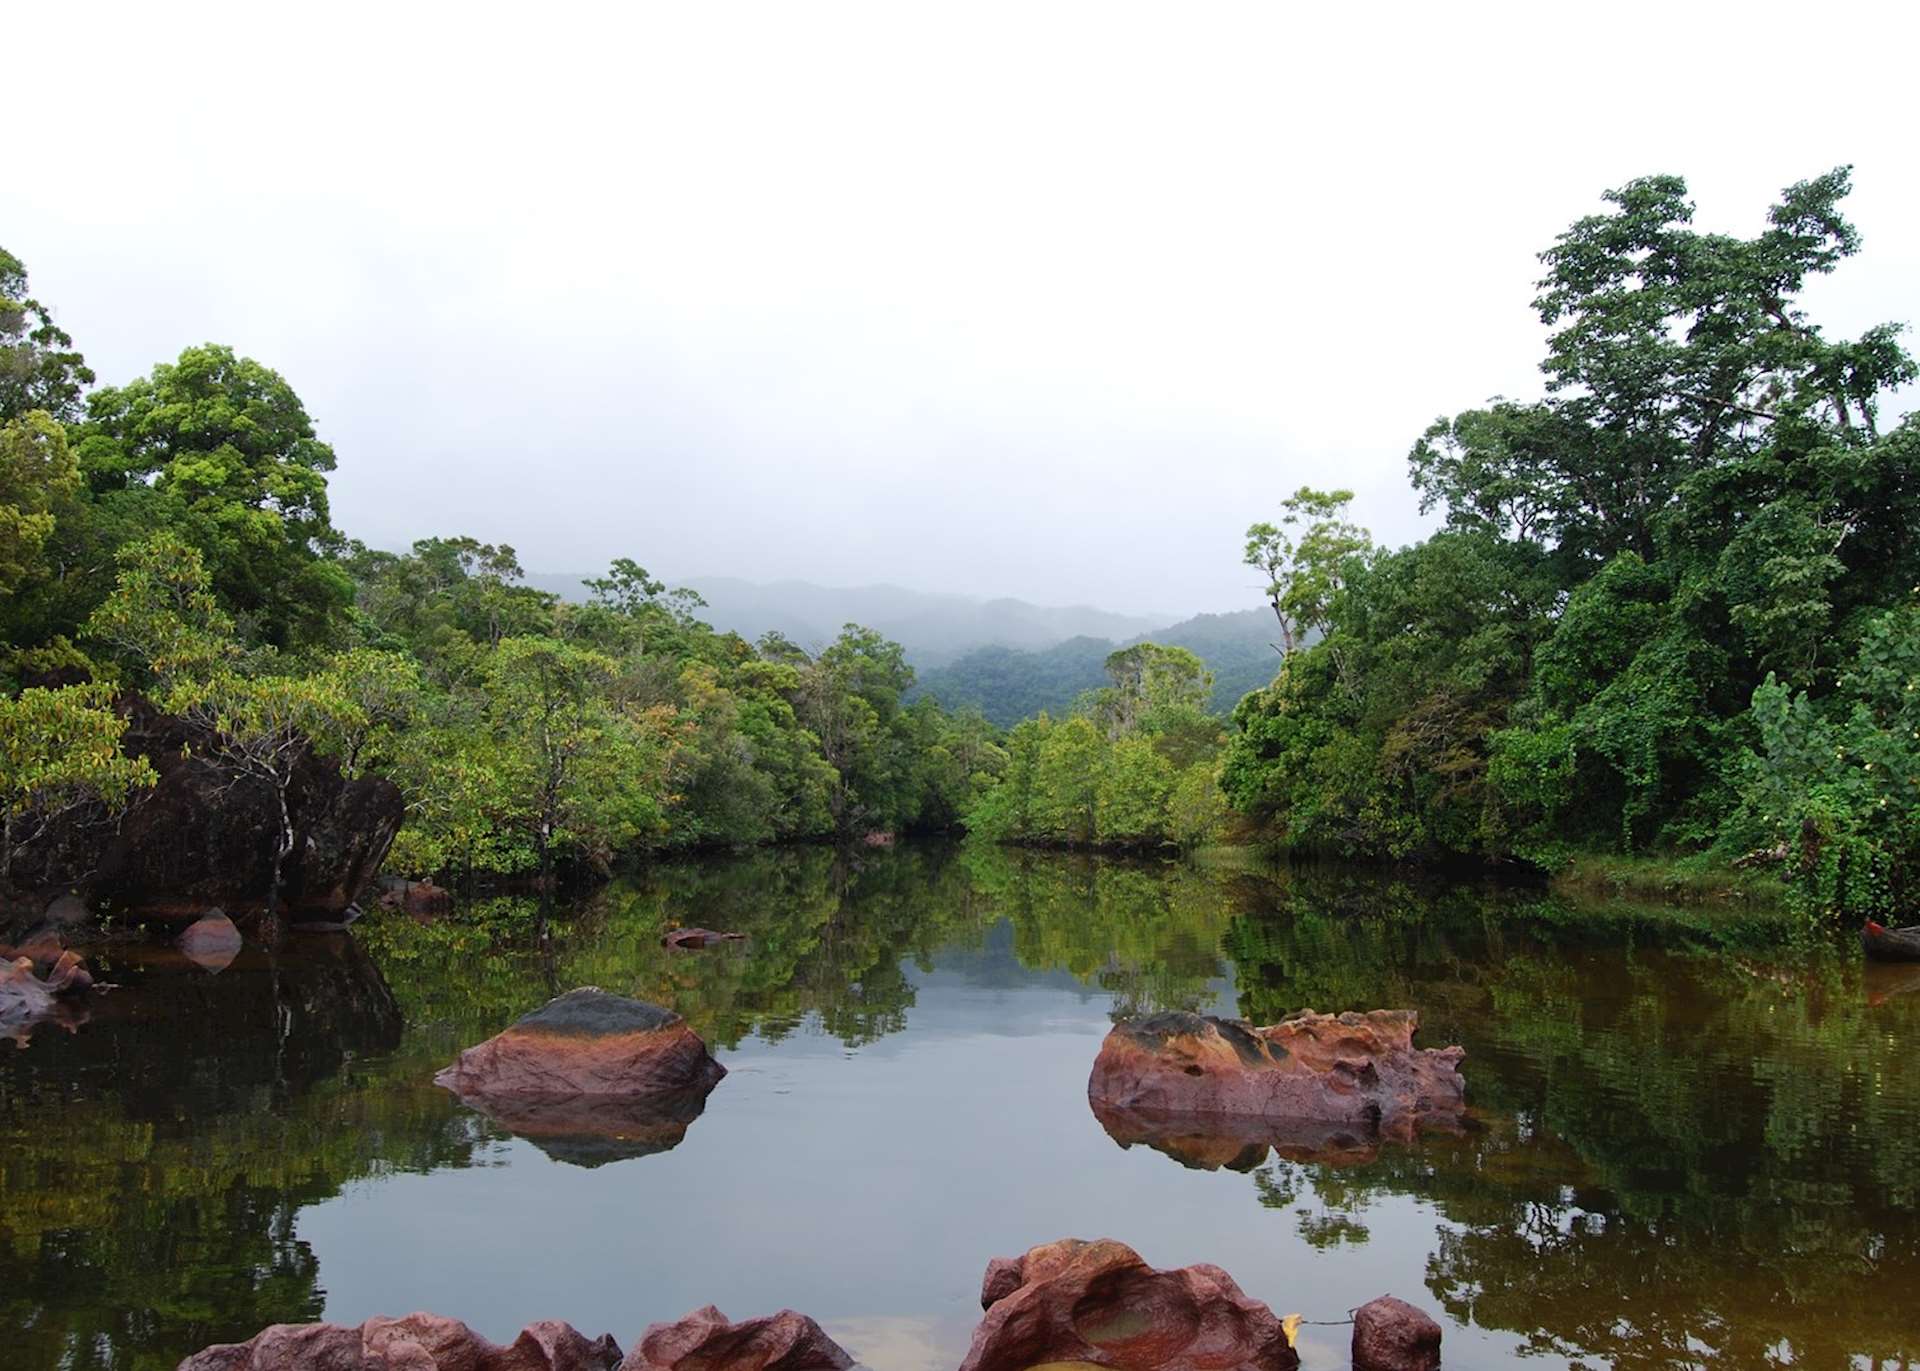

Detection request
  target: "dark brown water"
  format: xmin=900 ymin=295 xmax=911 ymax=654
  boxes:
xmin=2 ymin=845 xmax=1915 ymax=1370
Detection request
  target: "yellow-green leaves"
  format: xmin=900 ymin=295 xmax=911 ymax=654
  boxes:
xmin=0 ymin=410 xmax=81 ymax=595
xmin=0 ymin=683 xmax=157 ymax=875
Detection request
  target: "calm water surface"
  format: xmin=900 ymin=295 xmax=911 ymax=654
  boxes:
xmin=2 ymin=845 xmax=1916 ymax=1370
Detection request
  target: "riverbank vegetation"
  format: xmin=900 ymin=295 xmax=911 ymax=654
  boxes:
xmin=1218 ymin=168 xmax=1919 ymax=924
xmin=0 ymin=248 xmax=1009 ymax=890
xmin=6 ymin=167 xmax=1916 ymax=923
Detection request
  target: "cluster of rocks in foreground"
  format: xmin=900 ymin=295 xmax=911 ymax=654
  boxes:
xmin=181 ymin=1239 xmax=1442 ymax=1371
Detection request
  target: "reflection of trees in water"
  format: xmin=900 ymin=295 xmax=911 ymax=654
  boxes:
xmin=960 ymin=846 xmax=1237 ymax=1016
xmin=366 ymin=844 xmax=1245 ymax=1052
xmin=0 ymin=936 xmax=477 ymax=1369
xmin=1216 ymin=874 xmax=1920 ymax=1368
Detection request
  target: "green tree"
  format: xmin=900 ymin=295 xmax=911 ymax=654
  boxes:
xmin=0 ymin=683 xmax=156 ymax=883
xmin=83 ymin=532 xmax=238 ymax=691
xmin=0 ymin=410 xmax=80 ymax=596
xmin=1166 ymin=761 xmax=1230 ymax=850
xmin=74 ymin=344 xmax=352 ymax=648
xmin=1243 ymin=487 xmax=1371 ymax=657
xmin=0 ymin=247 xmax=94 ymax=423
xmin=481 ymin=636 xmax=670 ymax=886
xmin=1096 ymin=736 xmax=1175 ymax=846
xmin=1223 ymin=168 xmax=1919 ymax=882
xmin=1033 ymin=715 xmax=1106 ymax=843
xmin=166 ymin=669 xmax=364 ymax=913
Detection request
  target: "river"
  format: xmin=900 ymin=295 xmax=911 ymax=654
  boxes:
xmin=2 ymin=844 xmax=1914 ymax=1370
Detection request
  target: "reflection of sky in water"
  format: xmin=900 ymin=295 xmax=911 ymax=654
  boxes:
xmin=300 ymin=935 xmax=1520 ymax=1371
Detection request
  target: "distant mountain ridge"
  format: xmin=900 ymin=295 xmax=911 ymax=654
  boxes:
xmin=522 ymin=572 xmax=1168 ymax=665
xmin=912 ymin=608 xmax=1280 ymax=723
xmin=522 ymin=571 xmax=1279 ymax=721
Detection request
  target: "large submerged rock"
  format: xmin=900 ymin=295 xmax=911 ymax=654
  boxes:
xmin=1088 ymin=1010 xmax=1464 ymax=1140
xmin=619 ymin=1306 xmax=852 ymax=1371
xmin=963 ymin=1238 xmax=1299 ymax=1371
xmin=179 ymin=1312 xmax=622 ymax=1371
xmin=434 ymin=989 xmax=725 ymax=1164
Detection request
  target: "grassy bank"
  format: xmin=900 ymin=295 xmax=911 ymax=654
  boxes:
xmin=1548 ymin=852 xmax=1787 ymax=909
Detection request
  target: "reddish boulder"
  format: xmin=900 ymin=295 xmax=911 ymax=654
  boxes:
xmin=435 ymin=989 xmax=725 ymax=1164
xmin=1 ymin=948 xmax=96 ymax=1043
xmin=1351 ymin=1296 xmax=1441 ymax=1371
xmin=1088 ymin=1010 xmax=1464 ymax=1141
xmin=180 ymin=910 xmax=244 ymax=972
xmin=961 ymin=1237 xmax=1299 ymax=1371
xmin=618 ymin=1306 xmax=852 ymax=1371
xmin=662 ymin=928 xmax=746 ymax=950
xmin=180 ymin=1312 xmax=622 ymax=1370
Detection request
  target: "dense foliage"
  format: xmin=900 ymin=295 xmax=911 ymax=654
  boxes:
xmin=964 ymin=643 xmax=1230 ymax=849
xmin=0 ymin=257 xmax=1002 ymax=890
xmin=1221 ymin=168 xmax=1919 ymax=921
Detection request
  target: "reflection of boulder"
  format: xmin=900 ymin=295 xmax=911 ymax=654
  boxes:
xmin=1089 ymin=1010 xmax=1465 ymax=1140
xmin=181 ymin=1311 xmax=623 ymax=1370
xmin=962 ymin=1237 xmax=1299 ymax=1371
xmin=435 ymin=990 xmax=726 ymax=1167
xmin=619 ymin=1306 xmax=852 ymax=1371
xmin=661 ymin=927 xmax=746 ymax=950
xmin=1351 ymin=1295 xmax=1441 ymax=1371
xmin=0 ymin=931 xmax=402 ymax=1108
xmin=460 ymin=1081 xmax=720 ymax=1168
xmin=378 ymin=876 xmax=453 ymax=916
xmin=179 ymin=910 xmax=244 ymax=972
xmin=1865 ymin=963 xmax=1920 ymax=1007
xmin=1090 ymin=1099 xmax=1387 ymax=1170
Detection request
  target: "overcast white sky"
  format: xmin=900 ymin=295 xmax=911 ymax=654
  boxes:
xmin=11 ymin=2 xmax=1919 ymax=617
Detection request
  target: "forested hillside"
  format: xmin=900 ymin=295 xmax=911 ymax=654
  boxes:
xmin=915 ymin=608 xmax=1277 ymax=723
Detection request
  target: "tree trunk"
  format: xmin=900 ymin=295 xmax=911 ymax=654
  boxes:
xmin=268 ymin=781 xmax=294 ymax=917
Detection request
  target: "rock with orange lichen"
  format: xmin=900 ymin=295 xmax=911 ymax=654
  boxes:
xmin=1087 ymin=1010 xmax=1464 ymax=1141
xmin=963 ymin=1237 xmax=1299 ymax=1371
xmin=434 ymin=989 xmax=725 ymax=1164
